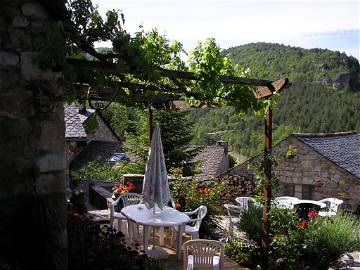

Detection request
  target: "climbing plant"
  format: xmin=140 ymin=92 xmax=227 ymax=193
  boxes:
xmin=39 ymin=0 xmax=268 ymax=115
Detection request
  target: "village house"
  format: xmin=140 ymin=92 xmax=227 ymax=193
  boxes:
xmin=226 ymin=132 xmax=360 ymax=211
xmin=193 ymin=140 xmax=230 ymax=180
xmin=64 ymin=103 xmax=133 ymax=173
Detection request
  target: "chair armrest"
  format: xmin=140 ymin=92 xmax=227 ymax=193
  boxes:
xmin=183 ymin=210 xmax=197 ymax=216
xmin=112 ymin=196 xmax=122 ymax=205
xmin=188 ymin=217 xmax=203 ymax=223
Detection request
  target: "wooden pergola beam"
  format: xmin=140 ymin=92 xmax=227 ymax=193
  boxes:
xmin=74 ymin=83 xmax=182 ymax=105
xmin=66 ymin=58 xmax=275 ymax=87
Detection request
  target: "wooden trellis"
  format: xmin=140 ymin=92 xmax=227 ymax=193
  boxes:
xmin=67 ymin=57 xmax=289 ymax=269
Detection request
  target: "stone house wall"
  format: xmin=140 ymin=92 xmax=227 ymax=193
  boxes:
xmin=0 ymin=1 xmax=67 ymax=269
xmin=225 ymin=135 xmax=360 ymax=211
xmin=275 ymin=136 xmax=360 ymax=211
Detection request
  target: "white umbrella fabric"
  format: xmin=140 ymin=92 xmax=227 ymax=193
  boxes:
xmin=142 ymin=122 xmax=171 ymax=211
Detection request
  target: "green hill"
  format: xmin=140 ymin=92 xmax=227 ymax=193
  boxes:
xmin=223 ymin=42 xmax=360 ymax=90
xmin=188 ymin=43 xmax=360 ymax=160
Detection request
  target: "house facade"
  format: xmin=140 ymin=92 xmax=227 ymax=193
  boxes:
xmin=227 ymin=132 xmax=360 ymax=211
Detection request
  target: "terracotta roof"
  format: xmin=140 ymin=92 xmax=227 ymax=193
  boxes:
xmin=193 ymin=144 xmax=226 ymax=180
xmin=295 ymin=132 xmax=360 ymax=178
xmin=64 ymin=104 xmax=87 ymax=140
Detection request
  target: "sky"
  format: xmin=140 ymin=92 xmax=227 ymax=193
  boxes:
xmin=93 ymin=0 xmax=360 ymax=60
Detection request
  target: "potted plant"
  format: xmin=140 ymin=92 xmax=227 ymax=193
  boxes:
xmin=285 ymin=145 xmax=298 ymax=159
xmin=112 ymin=179 xmax=136 ymax=199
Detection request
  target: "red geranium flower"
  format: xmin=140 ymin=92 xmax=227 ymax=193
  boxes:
xmin=125 ymin=181 xmax=135 ymax=191
xmin=308 ymin=210 xmax=317 ymax=218
xmin=297 ymin=220 xmax=307 ymax=228
xmin=117 ymin=184 xmax=124 ymax=193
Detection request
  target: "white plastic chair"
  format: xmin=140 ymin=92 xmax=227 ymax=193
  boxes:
xmin=183 ymin=239 xmax=224 ymax=270
xmin=223 ymin=204 xmax=242 ymax=238
xmin=318 ymin=198 xmax=343 ymax=217
xmin=172 ymin=205 xmax=208 ymax=245
xmin=109 ymin=192 xmax=142 ymax=233
xmin=273 ymin=196 xmax=300 ymax=209
xmin=235 ymin=196 xmax=258 ymax=210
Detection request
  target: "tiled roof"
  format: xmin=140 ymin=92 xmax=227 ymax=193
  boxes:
xmin=64 ymin=104 xmax=87 ymax=139
xmin=78 ymin=108 xmax=95 ymax=123
xmin=295 ymin=132 xmax=360 ymax=178
xmin=193 ymin=145 xmax=226 ymax=180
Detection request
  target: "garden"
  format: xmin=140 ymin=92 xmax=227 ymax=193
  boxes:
xmin=226 ymin=205 xmax=360 ymax=269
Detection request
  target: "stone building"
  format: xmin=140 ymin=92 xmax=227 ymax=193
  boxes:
xmin=193 ymin=140 xmax=229 ymax=180
xmin=227 ymin=132 xmax=360 ymax=211
xmin=0 ymin=1 xmax=67 ymax=269
xmin=64 ymin=103 xmax=136 ymax=174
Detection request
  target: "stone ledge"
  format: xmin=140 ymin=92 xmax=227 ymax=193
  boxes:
xmin=89 ymin=185 xmax=113 ymax=210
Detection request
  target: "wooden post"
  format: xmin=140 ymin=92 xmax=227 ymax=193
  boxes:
xmin=148 ymin=106 xmax=153 ymax=146
xmin=261 ymin=104 xmax=272 ymax=270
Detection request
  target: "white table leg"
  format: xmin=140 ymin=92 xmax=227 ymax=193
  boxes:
xmin=176 ymin=224 xmax=185 ymax=260
xmin=127 ymin=219 xmax=133 ymax=244
xmin=159 ymin=226 xmax=164 ymax=246
xmin=143 ymin=225 xmax=149 ymax=254
xmin=131 ymin=221 xmax=139 ymax=242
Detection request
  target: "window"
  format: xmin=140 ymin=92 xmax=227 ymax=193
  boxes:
xmin=302 ymin=185 xmax=313 ymax=200
xmin=108 ymin=152 xmax=125 ymax=163
xmin=283 ymin=183 xmax=295 ymax=196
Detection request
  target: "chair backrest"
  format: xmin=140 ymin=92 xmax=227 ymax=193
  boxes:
xmin=119 ymin=192 xmax=142 ymax=207
xmin=224 ymin=204 xmax=242 ymax=217
xmin=235 ymin=196 xmax=256 ymax=210
xmin=194 ymin=205 xmax=208 ymax=230
xmin=183 ymin=239 xmax=224 ymax=270
xmin=320 ymin=198 xmax=343 ymax=213
xmin=276 ymin=196 xmax=299 ymax=201
xmin=169 ymin=196 xmax=176 ymax=208
xmin=274 ymin=196 xmax=299 ymax=209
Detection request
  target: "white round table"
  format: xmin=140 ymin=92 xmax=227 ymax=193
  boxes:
xmin=121 ymin=204 xmax=190 ymax=260
xmin=295 ymin=199 xmax=326 ymax=208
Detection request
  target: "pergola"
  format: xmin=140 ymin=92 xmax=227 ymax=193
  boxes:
xmin=67 ymin=57 xmax=289 ymax=269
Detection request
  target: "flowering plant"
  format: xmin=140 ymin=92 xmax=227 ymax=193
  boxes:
xmin=285 ymin=144 xmax=298 ymax=159
xmin=112 ymin=180 xmax=136 ymax=197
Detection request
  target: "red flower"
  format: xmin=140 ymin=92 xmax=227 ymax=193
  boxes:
xmin=308 ymin=210 xmax=317 ymax=218
xmin=117 ymin=184 xmax=124 ymax=193
xmin=198 ymin=186 xmax=210 ymax=194
xmin=125 ymin=181 xmax=135 ymax=191
xmin=297 ymin=220 xmax=307 ymax=228
xmin=175 ymin=203 xmax=181 ymax=209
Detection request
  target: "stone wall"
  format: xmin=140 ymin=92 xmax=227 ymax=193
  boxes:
xmin=226 ymin=135 xmax=360 ymax=211
xmin=275 ymin=136 xmax=360 ymax=211
xmin=86 ymin=114 xmax=119 ymax=142
xmin=0 ymin=1 xmax=67 ymax=269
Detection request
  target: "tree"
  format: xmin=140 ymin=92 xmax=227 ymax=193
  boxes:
xmin=154 ymin=109 xmax=196 ymax=175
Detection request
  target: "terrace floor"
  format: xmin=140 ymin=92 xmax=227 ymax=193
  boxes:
xmin=88 ymin=208 xmax=249 ymax=270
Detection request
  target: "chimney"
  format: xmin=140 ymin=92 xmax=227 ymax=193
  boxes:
xmin=216 ymin=140 xmax=229 ymax=171
xmin=216 ymin=140 xmax=228 ymax=154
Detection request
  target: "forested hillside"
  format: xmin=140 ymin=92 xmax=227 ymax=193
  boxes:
xmin=223 ymin=42 xmax=360 ymax=90
xmin=189 ymin=43 xmax=360 ymax=161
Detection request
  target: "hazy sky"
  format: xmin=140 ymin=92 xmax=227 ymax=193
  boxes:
xmin=93 ymin=0 xmax=360 ymax=59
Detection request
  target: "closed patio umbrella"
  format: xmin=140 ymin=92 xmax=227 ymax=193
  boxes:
xmin=142 ymin=122 xmax=171 ymax=211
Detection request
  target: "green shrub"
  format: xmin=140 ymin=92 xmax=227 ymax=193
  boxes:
xmin=237 ymin=205 xmax=305 ymax=269
xmin=225 ymin=240 xmax=260 ymax=268
xmin=237 ymin=203 xmax=263 ymax=245
xmin=305 ymin=212 xmax=360 ymax=268
xmin=67 ymin=203 xmax=164 ymax=270
xmin=169 ymin=178 xmax=226 ymax=238
xmin=71 ymin=160 xmax=145 ymax=181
